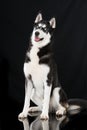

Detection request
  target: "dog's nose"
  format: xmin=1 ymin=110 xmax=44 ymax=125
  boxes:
xmin=35 ymin=31 xmax=39 ymax=37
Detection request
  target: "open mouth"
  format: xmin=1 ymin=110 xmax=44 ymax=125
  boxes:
xmin=35 ymin=37 xmax=44 ymax=42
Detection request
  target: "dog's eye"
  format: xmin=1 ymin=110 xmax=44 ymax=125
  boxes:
xmin=36 ymin=26 xmax=39 ymax=29
xmin=34 ymin=24 xmax=39 ymax=29
xmin=44 ymin=28 xmax=46 ymax=31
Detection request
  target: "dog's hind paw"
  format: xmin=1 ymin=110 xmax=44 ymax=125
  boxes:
xmin=56 ymin=109 xmax=66 ymax=117
xmin=18 ymin=112 xmax=28 ymax=119
xmin=28 ymin=107 xmax=40 ymax=112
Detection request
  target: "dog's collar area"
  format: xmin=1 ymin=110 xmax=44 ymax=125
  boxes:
xmin=35 ymin=37 xmax=44 ymax=42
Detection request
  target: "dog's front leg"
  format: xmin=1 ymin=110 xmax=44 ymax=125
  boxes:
xmin=40 ymin=83 xmax=52 ymax=120
xmin=18 ymin=79 xmax=33 ymax=119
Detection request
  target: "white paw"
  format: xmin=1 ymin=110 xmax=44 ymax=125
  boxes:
xmin=18 ymin=112 xmax=28 ymax=119
xmin=40 ymin=113 xmax=49 ymax=120
xmin=56 ymin=109 xmax=66 ymax=117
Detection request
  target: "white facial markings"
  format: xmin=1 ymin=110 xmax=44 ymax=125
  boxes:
xmin=42 ymin=24 xmax=46 ymax=28
xmin=31 ymin=25 xmax=51 ymax=48
xmin=38 ymin=23 xmax=46 ymax=28
xmin=38 ymin=23 xmax=42 ymax=27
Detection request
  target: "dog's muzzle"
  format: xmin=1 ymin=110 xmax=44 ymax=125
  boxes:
xmin=34 ymin=31 xmax=44 ymax=42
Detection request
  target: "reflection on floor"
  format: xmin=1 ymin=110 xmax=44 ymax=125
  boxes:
xmin=0 ymin=98 xmax=87 ymax=130
xmin=18 ymin=111 xmax=87 ymax=130
xmin=18 ymin=112 xmax=68 ymax=130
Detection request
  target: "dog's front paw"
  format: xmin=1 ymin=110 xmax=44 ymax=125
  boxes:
xmin=40 ymin=113 xmax=49 ymax=120
xmin=18 ymin=112 xmax=28 ymax=119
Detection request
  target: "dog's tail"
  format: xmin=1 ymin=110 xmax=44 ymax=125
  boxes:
xmin=67 ymin=99 xmax=87 ymax=115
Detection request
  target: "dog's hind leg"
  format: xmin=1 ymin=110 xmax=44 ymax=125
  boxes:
xmin=52 ymin=87 xmax=68 ymax=117
xmin=28 ymin=106 xmax=42 ymax=113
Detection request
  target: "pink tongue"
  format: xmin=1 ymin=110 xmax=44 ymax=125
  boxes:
xmin=35 ymin=37 xmax=40 ymax=42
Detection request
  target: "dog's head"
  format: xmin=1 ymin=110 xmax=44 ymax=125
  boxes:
xmin=31 ymin=13 xmax=56 ymax=48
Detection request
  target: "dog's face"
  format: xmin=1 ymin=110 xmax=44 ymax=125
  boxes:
xmin=31 ymin=13 xmax=56 ymax=48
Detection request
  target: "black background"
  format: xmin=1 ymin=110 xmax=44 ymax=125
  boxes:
xmin=1 ymin=0 xmax=87 ymax=108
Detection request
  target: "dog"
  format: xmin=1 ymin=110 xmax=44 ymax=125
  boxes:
xmin=18 ymin=13 xmax=87 ymax=120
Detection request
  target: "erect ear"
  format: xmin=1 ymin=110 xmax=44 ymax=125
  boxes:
xmin=49 ymin=17 xmax=56 ymax=28
xmin=35 ymin=13 xmax=42 ymax=23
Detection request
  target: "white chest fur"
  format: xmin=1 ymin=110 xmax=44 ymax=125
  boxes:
xmin=24 ymin=46 xmax=50 ymax=80
xmin=24 ymin=46 xmax=50 ymax=104
xmin=24 ymin=62 xmax=49 ymax=86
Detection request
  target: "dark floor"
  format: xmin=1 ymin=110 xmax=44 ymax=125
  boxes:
xmin=0 ymin=98 xmax=87 ymax=130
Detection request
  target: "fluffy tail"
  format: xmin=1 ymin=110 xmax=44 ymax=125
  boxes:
xmin=67 ymin=99 xmax=87 ymax=115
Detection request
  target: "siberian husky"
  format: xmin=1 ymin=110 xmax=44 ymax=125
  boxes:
xmin=18 ymin=13 xmax=87 ymax=120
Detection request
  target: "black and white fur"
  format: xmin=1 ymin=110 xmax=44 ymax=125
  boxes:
xmin=18 ymin=13 xmax=87 ymax=120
